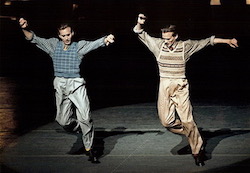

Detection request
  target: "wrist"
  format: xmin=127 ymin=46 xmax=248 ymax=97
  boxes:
xmin=226 ymin=39 xmax=231 ymax=44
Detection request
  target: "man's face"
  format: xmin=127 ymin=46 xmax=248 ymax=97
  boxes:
xmin=162 ymin=31 xmax=177 ymax=46
xmin=58 ymin=27 xmax=74 ymax=45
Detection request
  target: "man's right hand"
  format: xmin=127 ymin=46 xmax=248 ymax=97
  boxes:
xmin=19 ymin=18 xmax=28 ymax=29
xmin=137 ymin=14 xmax=147 ymax=25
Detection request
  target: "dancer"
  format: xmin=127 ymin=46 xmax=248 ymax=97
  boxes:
xmin=133 ymin=14 xmax=238 ymax=166
xmin=19 ymin=18 xmax=115 ymax=163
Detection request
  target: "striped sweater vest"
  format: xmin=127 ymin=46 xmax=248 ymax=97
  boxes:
xmin=157 ymin=42 xmax=186 ymax=78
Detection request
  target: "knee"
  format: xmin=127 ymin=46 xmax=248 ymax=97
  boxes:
xmin=161 ymin=121 xmax=172 ymax=128
xmin=159 ymin=116 xmax=174 ymax=128
xmin=161 ymin=120 xmax=182 ymax=130
xmin=62 ymin=121 xmax=78 ymax=132
xmin=160 ymin=121 xmax=166 ymax=127
xmin=56 ymin=117 xmax=76 ymax=131
xmin=56 ymin=117 xmax=69 ymax=127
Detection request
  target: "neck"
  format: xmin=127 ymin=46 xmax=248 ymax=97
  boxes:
xmin=63 ymin=44 xmax=69 ymax=50
xmin=165 ymin=42 xmax=173 ymax=48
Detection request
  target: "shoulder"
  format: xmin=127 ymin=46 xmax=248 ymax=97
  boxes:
xmin=76 ymin=40 xmax=87 ymax=45
xmin=47 ymin=38 xmax=60 ymax=47
xmin=51 ymin=37 xmax=59 ymax=41
xmin=48 ymin=37 xmax=60 ymax=43
xmin=176 ymin=40 xmax=184 ymax=45
xmin=182 ymin=39 xmax=192 ymax=44
xmin=182 ymin=39 xmax=197 ymax=47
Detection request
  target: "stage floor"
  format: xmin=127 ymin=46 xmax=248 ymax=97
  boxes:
xmin=1 ymin=103 xmax=250 ymax=173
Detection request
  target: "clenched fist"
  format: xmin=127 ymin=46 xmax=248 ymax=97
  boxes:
xmin=19 ymin=18 xmax=28 ymax=29
xmin=105 ymin=34 xmax=115 ymax=46
xmin=137 ymin=14 xmax=147 ymax=25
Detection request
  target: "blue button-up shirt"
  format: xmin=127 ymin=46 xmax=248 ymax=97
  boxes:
xmin=29 ymin=32 xmax=106 ymax=78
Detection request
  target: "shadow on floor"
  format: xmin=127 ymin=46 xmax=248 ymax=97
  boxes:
xmin=171 ymin=128 xmax=250 ymax=163
xmin=57 ymin=127 xmax=250 ymax=164
xmin=200 ymin=158 xmax=250 ymax=173
xmin=57 ymin=127 xmax=162 ymax=162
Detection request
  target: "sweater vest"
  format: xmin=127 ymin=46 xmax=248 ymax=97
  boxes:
xmin=52 ymin=42 xmax=81 ymax=78
xmin=157 ymin=42 xmax=186 ymax=78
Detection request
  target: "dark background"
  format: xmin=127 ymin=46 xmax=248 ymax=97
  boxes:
xmin=1 ymin=0 xmax=250 ymax=133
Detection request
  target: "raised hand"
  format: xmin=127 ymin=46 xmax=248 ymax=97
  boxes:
xmin=19 ymin=18 xmax=28 ymax=29
xmin=105 ymin=34 xmax=115 ymax=46
xmin=137 ymin=14 xmax=147 ymax=25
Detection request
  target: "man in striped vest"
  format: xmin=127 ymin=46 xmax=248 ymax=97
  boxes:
xmin=19 ymin=18 xmax=115 ymax=163
xmin=133 ymin=13 xmax=238 ymax=166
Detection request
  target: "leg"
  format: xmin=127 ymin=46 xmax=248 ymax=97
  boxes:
xmin=157 ymin=79 xmax=177 ymax=128
xmin=158 ymin=78 xmax=204 ymax=166
xmin=174 ymin=79 xmax=203 ymax=155
xmin=54 ymin=77 xmax=76 ymax=129
xmin=174 ymin=79 xmax=204 ymax=166
xmin=70 ymin=85 xmax=94 ymax=151
xmin=70 ymin=84 xmax=98 ymax=163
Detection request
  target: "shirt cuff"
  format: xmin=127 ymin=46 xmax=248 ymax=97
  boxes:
xmin=133 ymin=26 xmax=144 ymax=34
xmin=102 ymin=36 xmax=107 ymax=47
xmin=210 ymin=35 xmax=215 ymax=46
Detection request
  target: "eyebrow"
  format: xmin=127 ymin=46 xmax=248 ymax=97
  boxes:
xmin=61 ymin=34 xmax=70 ymax=37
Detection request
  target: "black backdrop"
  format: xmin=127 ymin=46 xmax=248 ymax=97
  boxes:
xmin=1 ymin=0 xmax=250 ymax=132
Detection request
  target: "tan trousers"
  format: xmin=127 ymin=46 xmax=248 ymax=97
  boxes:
xmin=157 ymin=78 xmax=203 ymax=154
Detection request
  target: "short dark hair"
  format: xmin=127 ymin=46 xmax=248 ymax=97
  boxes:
xmin=161 ymin=25 xmax=178 ymax=36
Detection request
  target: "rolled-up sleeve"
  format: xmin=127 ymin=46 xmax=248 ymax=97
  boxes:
xmin=133 ymin=26 xmax=144 ymax=34
xmin=210 ymin=35 xmax=215 ymax=46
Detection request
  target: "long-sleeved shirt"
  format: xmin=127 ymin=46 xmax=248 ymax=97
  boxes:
xmin=134 ymin=27 xmax=215 ymax=78
xmin=29 ymin=32 xmax=106 ymax=78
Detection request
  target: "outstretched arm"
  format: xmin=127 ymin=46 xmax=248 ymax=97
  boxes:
xmin=19 ymin=18 xmax=58 ymax=55
xmin=214 ymin=38 xmax=238 ymax=48
xmin=19 ymin=18 xmax=33 ymax=40
xmin=133 ymin=14 xmax=163 ymax=57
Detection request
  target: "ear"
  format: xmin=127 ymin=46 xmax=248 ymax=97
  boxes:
xmin=175 ymin=34 xmax=178 ymax=40
xmin=71 ymin=31 xmax=75 ymax=36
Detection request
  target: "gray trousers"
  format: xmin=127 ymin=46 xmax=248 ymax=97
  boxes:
xmin=53 ymin=77 xmax=94 ymax=150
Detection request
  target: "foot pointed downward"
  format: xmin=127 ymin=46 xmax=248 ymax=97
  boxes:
xmin=86 ymin=149 xmax=100 ymax=164
xmin=192 ymin=147 xmax=205 ymax=166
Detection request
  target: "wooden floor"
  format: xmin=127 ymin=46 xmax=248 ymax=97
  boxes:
xmin=0 ymin=77 xmax=18 ymax=151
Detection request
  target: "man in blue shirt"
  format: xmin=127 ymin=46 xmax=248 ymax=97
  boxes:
xmin=19 ymin=18 xmax=114 ymax=163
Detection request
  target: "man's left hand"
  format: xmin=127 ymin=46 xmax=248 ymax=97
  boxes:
xmin=229 ymin=38 xmax=238 ymax=48
xmin=105 ymin=34 xmax=115 ymax=46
